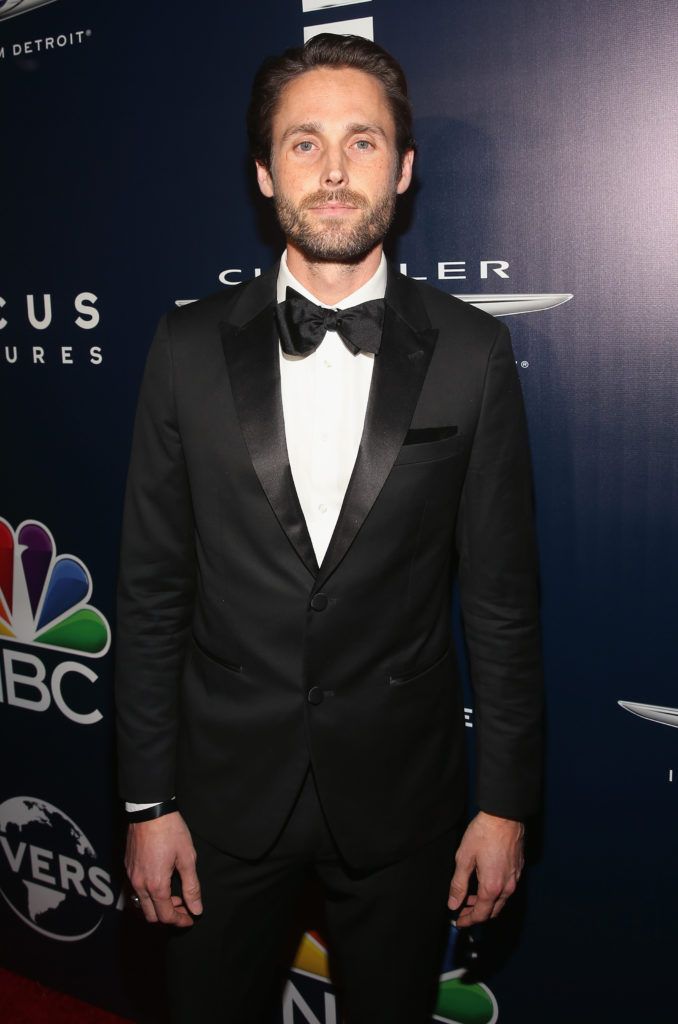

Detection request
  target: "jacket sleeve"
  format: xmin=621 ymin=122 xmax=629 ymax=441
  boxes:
xmin=114 ymin=314 xmax=196 ymax=803
xmin=455 ymin=322 xmax=543 ymax=821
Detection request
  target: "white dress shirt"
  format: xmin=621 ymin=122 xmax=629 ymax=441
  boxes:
xmin=126 ymin=251 xmax=387 ymax=813
xmin=277 ymin=248 xmax=386 ymax=564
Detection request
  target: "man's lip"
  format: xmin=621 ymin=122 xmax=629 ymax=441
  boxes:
xmin=308 ymin=203 xmax=358 ymax=212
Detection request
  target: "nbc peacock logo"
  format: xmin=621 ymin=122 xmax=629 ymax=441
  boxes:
xmin=282 ymin=926 xmax=498 ymax=1023
xmin=0 ymin=518 xmax=110 ymax=658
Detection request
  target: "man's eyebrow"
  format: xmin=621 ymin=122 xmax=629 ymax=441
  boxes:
xmin=280 ymin=122 xmax=388 ymax=142
xmin=280 ymin=122 xmax=323 ymax=142
xmin=345 ymin=123 xmax=387 ymax=139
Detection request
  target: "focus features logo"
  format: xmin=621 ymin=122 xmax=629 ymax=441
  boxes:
xmin=0 ymin=518 xmax=110 ymax=725
xmin=0 ymin=0 xmax=58 ymax=21
xmin=0 ymin=796 xmax=115 ymax=941
xmin=0 ymin=292 xmax=103 ymax=366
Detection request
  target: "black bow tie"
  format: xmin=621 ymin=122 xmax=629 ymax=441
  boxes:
xmin=275 ymin=287 xmax=385 ymax=358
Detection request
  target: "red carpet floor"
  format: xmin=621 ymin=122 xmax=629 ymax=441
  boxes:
xmin=0 ymin=968 xmax=132 ymax=1023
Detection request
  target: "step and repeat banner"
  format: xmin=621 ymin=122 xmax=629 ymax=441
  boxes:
xmin=1 ymin=1 xmax=676 ymax=1021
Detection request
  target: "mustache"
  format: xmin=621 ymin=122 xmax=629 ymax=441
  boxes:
xmin=300 ymin=189 xmax=368 ymax=211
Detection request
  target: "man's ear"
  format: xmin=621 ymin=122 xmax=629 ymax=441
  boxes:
xmin=255 ymin=160 xmax=274 ymax=198
xmin=396 ymin=149 xmax=415 ymax=196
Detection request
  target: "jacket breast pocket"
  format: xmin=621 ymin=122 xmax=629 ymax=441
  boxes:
xmin=392 ymin=433 xmax=462 ymax=467
xmin=388 ymin=645 xmax=451 ymax=687
xmin=191 ymin=634 xmax=243 ymax=675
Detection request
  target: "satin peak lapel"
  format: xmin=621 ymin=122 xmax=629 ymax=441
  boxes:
xmin=314 ymin=271 xmax=438 ymax=591
xmin=221 ymin=270 xmax=319 ymax=578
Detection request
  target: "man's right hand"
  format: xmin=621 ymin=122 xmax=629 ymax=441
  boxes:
xmin=125 ymin=811 xmax=203 ymax=927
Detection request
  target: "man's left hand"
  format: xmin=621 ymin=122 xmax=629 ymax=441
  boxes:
xmin=448 ymin=811 xmax=524 ymax=927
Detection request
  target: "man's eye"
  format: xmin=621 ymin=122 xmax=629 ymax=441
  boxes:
xmin=296 ymin=141 xmax=315 ymax=152
xmin=354 ymin=139 xmax=373 ymax=150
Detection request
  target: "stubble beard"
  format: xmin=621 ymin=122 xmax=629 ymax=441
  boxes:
xmin=272 ymin=183 xmax=399 ymax=263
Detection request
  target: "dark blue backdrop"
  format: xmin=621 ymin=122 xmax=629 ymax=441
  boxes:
xmin=2 ymin=1 xmax=676 ymax=1021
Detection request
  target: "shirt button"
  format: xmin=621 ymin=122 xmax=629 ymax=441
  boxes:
xmin=323 ymin=359 xmax=332 ymax=368
xmin=310 ymin=593 xmax=328 ymax=611
xmin=307 ymin=686 xmax=324 ymax=705
xmin=318 ymin=503 xmax=328 ymax=514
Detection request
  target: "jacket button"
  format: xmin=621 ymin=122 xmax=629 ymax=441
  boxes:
xmin=310 ymin=593 xmax=328 ymax=611
xmin=307 ymin=686 xmax=324 ymax=705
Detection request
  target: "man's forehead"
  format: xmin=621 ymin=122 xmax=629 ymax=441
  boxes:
xmin=272 ymin=67 xmax=393 ymax=129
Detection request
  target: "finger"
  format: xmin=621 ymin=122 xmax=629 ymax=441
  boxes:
xmin=170 ymin=894 xmax=194 ymax=919
xmin=453 ymin=893 xmax=476 ymax=928
xmin=483 ymin=875 xmax=517 ymax=920
xmin=457 ymin=892 xmax=495 ymax=927
xmin=177 ymin=859 xmax=203 ymax=915
xmin=456 ymin=872 xmax=517 ymax=926
xmin=151 ymin=893 xmax=194 ymax=927
xmin=448 ymin=858 xmax=473 ymax=910
xmin=137 ymin=892 xmax=159 ymax=924
xmin=146 ymin=877 xmax=192 ymax=927
xmin=490 ymin=895 xmax=509 ymax=919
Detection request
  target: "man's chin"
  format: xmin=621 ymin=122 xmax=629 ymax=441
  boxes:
xmin=290 ymin=230 xmax=384 ymax=264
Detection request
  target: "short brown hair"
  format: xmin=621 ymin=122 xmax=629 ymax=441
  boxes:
xmin=247 ymin=33 xmax=416 ymax=171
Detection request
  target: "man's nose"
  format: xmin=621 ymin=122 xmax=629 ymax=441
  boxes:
xmin=321 ymin=145 xmax=348 ymax=187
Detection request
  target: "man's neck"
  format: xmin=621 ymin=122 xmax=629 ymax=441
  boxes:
xmin=285 ymin=242 xmax=384 ymax=306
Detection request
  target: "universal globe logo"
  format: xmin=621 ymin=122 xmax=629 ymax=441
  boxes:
xmin=0 ymin=796 xmax=114 ymax=941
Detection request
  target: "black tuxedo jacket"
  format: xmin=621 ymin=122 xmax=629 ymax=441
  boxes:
xmin=115 ymin=263 xmax=543 ymax=870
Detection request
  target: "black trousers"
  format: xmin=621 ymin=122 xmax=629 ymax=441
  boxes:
xmin=166 ymin=767 xmax=463 ymax=1024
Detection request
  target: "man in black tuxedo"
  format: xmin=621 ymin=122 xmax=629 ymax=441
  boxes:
xmin=116 ymin=32 xmax=543 ymax=1024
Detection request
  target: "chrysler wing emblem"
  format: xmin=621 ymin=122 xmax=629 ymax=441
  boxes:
xmin=454 ymin=293 xmax=573 ymax=316
xmin=0 ymin=0 xmax=58 ymax=21
xmin=176 ymin=292 xmax=575 ymax=315
xmin=618 ymin=701 xmax=678 ymax=729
